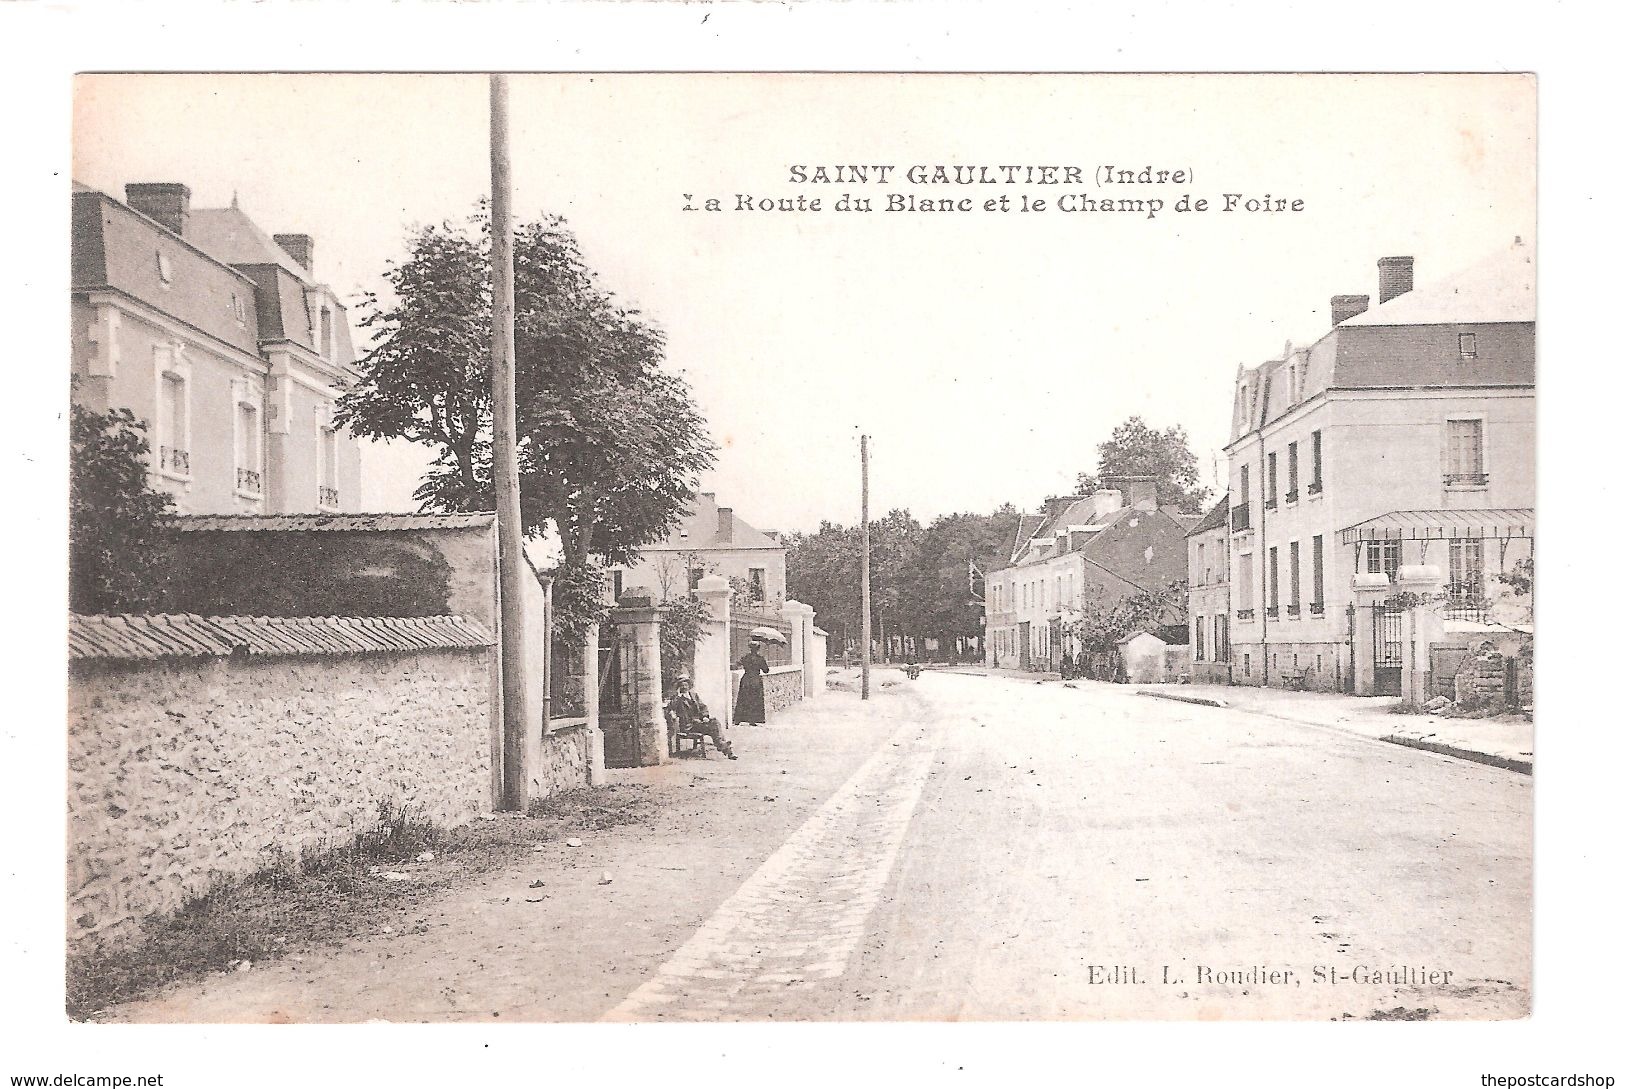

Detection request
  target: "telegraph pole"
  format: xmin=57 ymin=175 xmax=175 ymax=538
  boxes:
xmin=490 ymin=74 xmax=529 ymax=810
xmin=860 ymin=433 xmax=871 ymax=701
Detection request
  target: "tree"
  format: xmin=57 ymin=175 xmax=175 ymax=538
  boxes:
xmin=339 ymin=205 xmax=716 ymax=646
xmin=69 ymin=404 xmax=176 ymax=613
xmin=1075 ymin=416 xmax=1211 ymax=513
xmin=1061 ymin=578 xmax=1188 ymax=679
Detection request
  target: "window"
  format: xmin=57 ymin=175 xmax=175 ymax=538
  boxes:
xmin=155 ymin=251 xmax=173 ymax=286
xmin=1368 ymin=540 xmax=1401 ymax=582
xmin=1459 ymin=332 xmax=1477 ymax=359
xmin=1239 ymin=464 xmax=1250 ymax=503
xmin=234 ymin=397 xmax=262 ymax=497
xmin=320 ymin=307 xmax=334 ymax=358
xmin=1216 ymin=616 xmax=1230 ymax=662
xmin=1195 ymin=616 xmax=1206 ymax=661
xmin=1286 ymin=442 xmax=1299 ymax=502
xmin=748 ymin=568 xmax=766 ymax=602
xmin=608 ymin=570 xmax=624 ymax=601
xmin=1449 ymin=539 xmax=1485 ymax=602
xmin=155 ymin=356 xmax=190 ymax=479
xmin=1311 ymin=535 xmax=1325 ymax=613
xmin=1310 ymin=430 xmax=1324 ymax=494
xmin=1266 ymin=453 xmax=1278 ymax=508
xmin=1237 ymin=553 xmax=1255 ymax=619
xmin=1243 ymin=652 xmax=1251 ymax=677
xmin=1196 ymin=542 xmax=1206 ymax=585
xmin=1446 ymin=419 xmax=1486 ymax=486
xmin=1267 ymin=547 xmax=1279 ymax=617
xmin=315 ymin=404 xmax=341 ymax=510
xmin=1288 ymin=542 xmax=1301 ymax=616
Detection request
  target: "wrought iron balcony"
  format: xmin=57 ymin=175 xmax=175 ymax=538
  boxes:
xmin=1310 ymin=602 xmax=1325 ymax=615
xmin=1264 ymin=497 xmax=1279 ymax=511
xmin=1236 ymin=608 xmax=1255 ymax=620
xmin=1231 ymin=503 xmax=1251 ymax=532
xmin=1307 ymin=480 xmax=1323 ymax=496
xmin=1286 ymin=604 xmax=1301 ymax=617
xmin=319 ymin=485 xmax=340 ymax=508
xmin=236 ymin=467 xmax=262 ymax=494
xmin=1444 ymin=472 xmax=1489 ymax=487
xmin=159 ymin=446 xmax=190 ymax=475
xmin=1443 ymin=583 xmax=1489 ymax=622
xmin=1285 ymin=490 xmax=1299 ymax=505
xmin=1266 ymin=605 xmax=1280 ymax=619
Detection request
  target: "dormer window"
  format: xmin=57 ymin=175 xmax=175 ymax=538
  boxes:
xmin=156 ymin=251 xmax=173 ymax=286
xmin=1458 ymin=332 xmax=1477 ymax=360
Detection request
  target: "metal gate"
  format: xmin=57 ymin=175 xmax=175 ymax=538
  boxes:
xmin=1373 ymin=605 xmax=1404 ymax=697
xmin=599 ymin=623 xmax=643 ymax=767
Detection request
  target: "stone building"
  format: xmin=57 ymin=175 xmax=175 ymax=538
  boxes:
xmin=71 ymin=181 xmax=361 ymax=514
xmin=609 ymin=491 xmax=787 ymax=608
xmin=983 ymin=478 xmax=1196 ymax=672
xmin=1186 ymin=494 xmax=1232 ymax=684
xmin=1221 ymin=244 xmax=1534 ymax=693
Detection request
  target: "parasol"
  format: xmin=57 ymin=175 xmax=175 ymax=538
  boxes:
xmin=749 ymin=626 xmax=789 ymax=645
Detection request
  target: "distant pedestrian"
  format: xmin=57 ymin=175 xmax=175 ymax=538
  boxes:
xmin=734 ymin=639 xmax=770 ymax=725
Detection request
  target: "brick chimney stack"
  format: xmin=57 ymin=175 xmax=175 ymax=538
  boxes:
xmin=1109 ymin=475 xmax=1159 ymax=511
xmin=125 ymin=182 xmax=191 ymax=237
xmin=274 ymin=233 xmax=315 ymax=274
xmin=1377 ymin=256 xmax=1415 ymax=304
xmin=1331 ymin=294 xmax=1370 ymax=325
xmin=717 ymin=507 xmax=734 ymax=543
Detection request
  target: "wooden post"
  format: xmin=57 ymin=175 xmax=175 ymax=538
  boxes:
xmin=861 ymin=434 xmax=871 ymax=701
xmin=490 ymin=74 xmax=529 ymax=811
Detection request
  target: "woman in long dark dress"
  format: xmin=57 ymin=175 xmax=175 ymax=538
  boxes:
xmin=734 ymin=640 xmax=770 ymax=725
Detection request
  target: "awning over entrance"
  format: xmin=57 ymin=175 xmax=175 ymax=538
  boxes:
xmin=1338 ymin=508 xmax=1535 ymax=545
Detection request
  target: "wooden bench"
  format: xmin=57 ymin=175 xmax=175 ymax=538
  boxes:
xmin=1279 ymin=668 xmax=1313 ymax=691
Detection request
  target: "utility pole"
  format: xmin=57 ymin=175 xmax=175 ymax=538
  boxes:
xmin=490 ymin=74 xmax=529 ymax=811
xmin=860 ymin=433 xmax=871 ymax=701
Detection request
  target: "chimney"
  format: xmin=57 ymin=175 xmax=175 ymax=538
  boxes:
xmin=274 ymin=233 xmax=315 ymax=273
xmin=717 ymin=507 xmax=734 ymax=543
xmin=125 ymin=182 xmax=191 ymax=237
xmin=1108 ymin=475 xmax=1159 ymax=511
xmin=1377 ymin=256 xmax=1414 ymax=304
xmin=1331 ymin=294 xmax=1370 ymax=325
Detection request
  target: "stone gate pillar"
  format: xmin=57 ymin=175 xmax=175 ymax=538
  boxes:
xmin=693 ymin=575 xmax=733 ymax=729
xmin=783 ymin=599 xmax=814 ymax=699
xmin=1396 ymin=564 xmax=1445 ymax=704
xmin=1349 ymin=572 xmax=1390 ymax=696
xmin=582 ymin=622 xmax=604 ymax=785
xmin=614 ymin=606 xmax=667 ymax=767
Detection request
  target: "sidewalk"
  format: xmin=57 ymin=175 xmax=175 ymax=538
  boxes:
xmin=1134 ymin=682 xmax=1533 ymax=774
xmin=99 ymin=683 xmax=916 ymax=1023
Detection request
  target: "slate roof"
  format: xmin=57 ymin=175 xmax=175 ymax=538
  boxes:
xmin=1338 ymin=243 xmax=1534 ymax=327
xmin=167 ymin=512 xmax=495 ymax=533
xmin=1185 ymin=494 xmax=1231 ymax=537
xmin=187 ymin=206 xmax=313 ymax=282
xmin=69 ymin=613 xmax=494 ymax=662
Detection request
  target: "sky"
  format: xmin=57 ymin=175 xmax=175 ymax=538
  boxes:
xmin=72 ymin=73 xmax=1534 ymax=534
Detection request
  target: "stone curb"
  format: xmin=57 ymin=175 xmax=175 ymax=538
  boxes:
xmin=1136 ymin=690 xmax=1229 ymax=709
xmin=1379 ymin=735 xmax=1533 ymax=776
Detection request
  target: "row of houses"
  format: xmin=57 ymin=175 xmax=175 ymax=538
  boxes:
xmin=1186 ymin=243 xmax=1535 ymax=695
xmin=983 ymin=241 xmax=1534 ymax=699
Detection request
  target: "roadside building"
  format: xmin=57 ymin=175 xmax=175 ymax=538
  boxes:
xmin=610 ymin=491 xmax=787 ymax=609
xmin=983 ymin=478 xmax=1195 ymax=672
xmin=1186 ymin=494 xmax=1232 ymax=684
xmin=1224 ymin=244 xmax=1534 ymax=693
xmin=71 ymin=181 xmax=361 ymax=514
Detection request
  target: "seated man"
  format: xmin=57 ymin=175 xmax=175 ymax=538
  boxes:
xmin=666 ymin=674 xmax=736 ymax=760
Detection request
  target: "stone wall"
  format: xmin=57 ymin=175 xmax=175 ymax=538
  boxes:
xmin=762 ymin=667 xmax=803 ymax=713
xmin=528 ymin=720 xmax=592 ymax=800
xmin=67 ymin=647 xmax=493 ymax=951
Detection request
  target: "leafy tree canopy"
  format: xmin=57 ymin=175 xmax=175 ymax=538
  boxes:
xmin=339 ymin=204 xmax=716 ymax=643
xmin=1075 ymin=416 xmax=1212 ymax=513
xmin=70 ymin=404 xmax=176 ymax=613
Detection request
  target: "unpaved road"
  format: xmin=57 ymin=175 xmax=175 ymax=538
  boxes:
xmin=107 ymin=670 xmax=1530 ymax=1022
